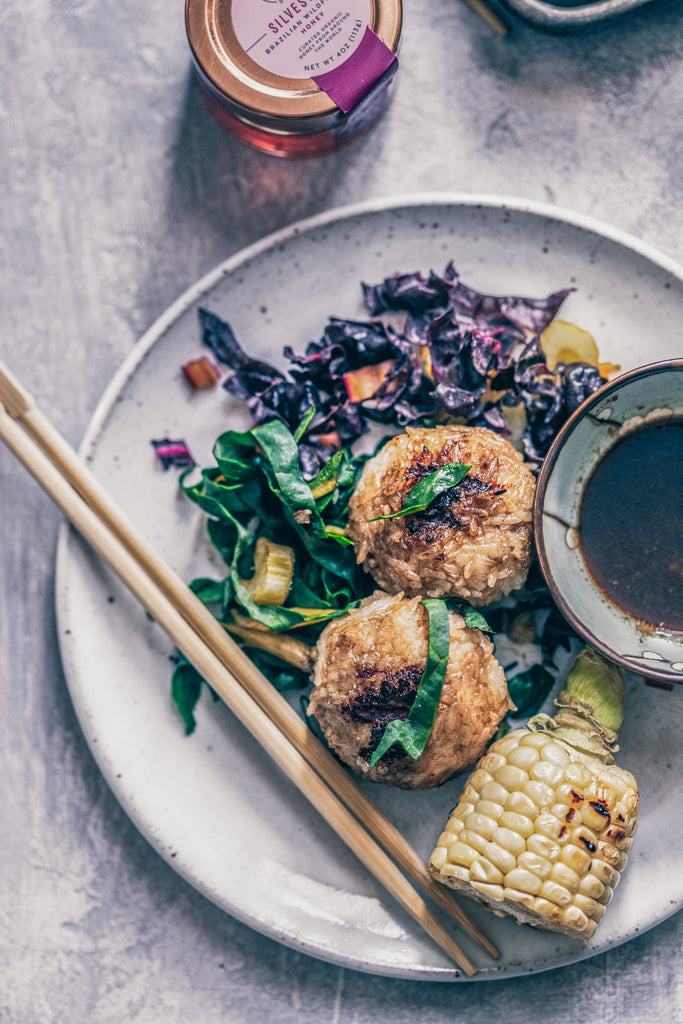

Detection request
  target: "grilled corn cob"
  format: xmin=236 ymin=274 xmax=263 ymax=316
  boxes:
xmin=429 ymin=647 xmax=638 ymax=940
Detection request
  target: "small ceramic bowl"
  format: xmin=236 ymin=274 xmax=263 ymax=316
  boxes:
xmin=534 ymin=359 xmax=683 ymax=686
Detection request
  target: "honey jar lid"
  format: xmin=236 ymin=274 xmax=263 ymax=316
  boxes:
xmin=186 ymin=0 xmax=402 ymax=122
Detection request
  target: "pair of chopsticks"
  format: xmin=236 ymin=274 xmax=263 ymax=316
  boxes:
xmin=0 ymin=359 xmax=499 ymax=975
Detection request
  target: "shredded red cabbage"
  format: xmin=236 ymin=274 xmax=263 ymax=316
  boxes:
xmin=151 ymin=438 xmax=195 ymax=470
xmin=197 ymin=263 xmax=606 ymax=473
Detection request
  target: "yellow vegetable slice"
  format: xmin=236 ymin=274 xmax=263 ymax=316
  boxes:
xmin=540 ymin=321 xmax=599 ymax=371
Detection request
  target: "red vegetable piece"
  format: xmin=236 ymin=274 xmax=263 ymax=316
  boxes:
xmin=343 ymin=359 xmax=396 ymax=403
xmin=182 ymin=356 xmax=221 ymax=390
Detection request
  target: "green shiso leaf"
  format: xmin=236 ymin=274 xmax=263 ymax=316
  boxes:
xmin=369 ymin=599 xmax=451 ymax=766
xmin=368 ymin=462 xmax=471 ymax=521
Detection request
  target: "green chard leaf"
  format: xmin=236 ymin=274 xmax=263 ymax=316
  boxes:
xmin=507 ymin=663 xmax=556 ymax=718
xmin=368 ymin=462 xmax=471 ymax=522
xmin=370 ymin=599 xmax=451 ymax=766
xmin=171 ymin=656 xmax=204 ymax=735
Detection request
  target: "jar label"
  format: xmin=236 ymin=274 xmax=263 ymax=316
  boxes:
xmin=232 ymin=0 xmax=377 ymax=83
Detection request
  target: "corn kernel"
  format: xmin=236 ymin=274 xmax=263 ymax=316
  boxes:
xmin=539 ymin=879 xmax=572 ymax=906
xmin=480 ymin=781 xmax=510 ymax=805
xmin=437 ymin=830 xmax=460 ymax=847
xmin=517 ymin=851 xmax=552 ymax=879
xmin=451 ymin=798 xmax=476 ymax=819
xmin=499 ymin=812 xmax=535 ymax=840
xmin=492 ymin=827 xmax=526 ymax=857
xmin=461 ymin=784 xmax=482 ymax=804
xmin=579 ymin=873 xmax=605 ymax=900
xmin=469 ymin=768 xmax=494 ymax=791
xmin=590 ymin=860 xmax=617 ymax=887
xmin=581 ymin=802 xmax=611 ymax=832
xmin=527 ymin=834 xmax=560 ymax=861
xmin=550 ymin=861 xmax=580 ymax=892
xmin=583 ymin=919 xmax=598 ymax=939
xmin=603 ymin=823 xmax=632 ymax=849
xmin=533 ymin=896 xmax=565 ymax=921
xmin=504 ymin=868 xmax=543 ymax=895
xmin=506 ymin=791 xmax=540 ymax=819
xmin=530 ymin=760 xmax=564 ymax=788
xmin=495 ymin=732 xmax=526 ymax=757
xmin=596 ymin=840 xmax=623 ymax=867
xmin=480 ymin=752 xmax=508 ymax=773
xmin=503 ymin=887 xmax=536 ymax=909
xmin=476 ymin=799 xmax=505 ymax=821
xmin=540 ymin=742 xmax=570 ymax=767
xmin=464 ymin=812 xmax=498 ymax=840
xmin=554 ymin=782 xmax=585 ymax=807
xmin=519 ymin=731 xmax=550 ymax=750
xmin=573 ymin=892 xmax=598 ymax=918
xmin=552 ymin=802 xmax=582 ymax=828
xmin=459 ymin=828 xmax=489 ymax=854
xmin=561 ymin=905 xmax=589 ymax=932
xmin=563 ymin=762 xmax=592 ymax=790
xmin=484 ymin=840 xmax=517 ymax=874
xmin=447 ymin=841 xmax=477 ymax=867
xmin=506 ymin=745 xmax=541 ymax=771
xmin=560 ymin=843 xmax=592 ymax=875
xmin=439 ymin=862 xmax=470 ymax=880
xmin=470 ymin=856 xmax=504 ymax=885
xmin=534 ymin=812 xmax=569 ymax=843
xmin=429 ymin=847 xmax=448 ymax=870
xmin=523 ymin=780 xmax=555 ymax=809
xmin=495 ymin=764 xmax=529 ymax=790
xmin=470 ymin=881 xmax=505 ymax=902
xmin=574 ymin=825 xmax=600 ymax=856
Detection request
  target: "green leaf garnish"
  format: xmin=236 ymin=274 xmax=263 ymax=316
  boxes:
xmin=368 ymin=462 xmax=471 ymax=521
xmin=369 ymin=599 xmax=451 ymax=766
xmin=171 ymin=656 xmax=204 ymax=735
xmin=507 ymin=664 xmax=556 ymax=718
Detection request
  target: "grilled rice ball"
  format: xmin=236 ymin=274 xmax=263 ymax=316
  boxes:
xmin=307 ymin=591 xmax=512 ymax=789
xmin=347 ymin=425 xmax=535 ymax=607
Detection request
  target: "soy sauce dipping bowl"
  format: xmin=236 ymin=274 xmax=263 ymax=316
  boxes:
xmin=533 ymin=359 xmax=683 ymax=686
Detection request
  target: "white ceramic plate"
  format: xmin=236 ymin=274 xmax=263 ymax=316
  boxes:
xmin=56 ymin=195 xmax=683 ymax=981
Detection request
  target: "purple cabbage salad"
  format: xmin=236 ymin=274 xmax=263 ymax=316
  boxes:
xmin=198 ymin=261 xmax=607 ymax=479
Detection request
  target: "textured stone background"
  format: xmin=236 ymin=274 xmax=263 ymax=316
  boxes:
xmin=1 ymin=0 xmax=682 ymax=1020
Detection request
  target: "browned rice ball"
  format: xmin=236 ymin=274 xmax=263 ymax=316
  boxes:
xmin=308 ymin=591 xmax=512 ymax=789
xmin=347 ymin=425 xmax=535 ymax=607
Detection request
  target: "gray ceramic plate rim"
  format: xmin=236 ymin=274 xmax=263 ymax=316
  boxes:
xmin=534 ymin=358 xmax=683 ymax=684
xmin=54 ymin=193 xmax=683 ymax=981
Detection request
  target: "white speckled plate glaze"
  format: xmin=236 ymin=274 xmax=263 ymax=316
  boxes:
xmin=55 ymin=195 xmax=683 ymax=981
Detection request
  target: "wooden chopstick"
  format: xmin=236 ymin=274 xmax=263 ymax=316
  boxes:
xmin=461 ymin=0 xmax=508 ymax=35
xmin=0 ymin=360 xmax=499 ymax=966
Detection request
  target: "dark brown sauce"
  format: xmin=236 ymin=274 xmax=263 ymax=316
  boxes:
xmin=578 ymin=417 xmax=683 ymax=633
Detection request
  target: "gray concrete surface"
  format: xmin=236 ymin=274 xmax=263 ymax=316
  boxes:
xmin=1 ymin=0 xmax=682 ymax=1020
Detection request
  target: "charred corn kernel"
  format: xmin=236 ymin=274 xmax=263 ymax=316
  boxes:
xmin=429 ymin=713 xmax=639 ymax=941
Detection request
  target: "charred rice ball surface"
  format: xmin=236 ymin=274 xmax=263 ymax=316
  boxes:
xmin=347 ymin=425 xmax=535 ymax=606
xmin=307 ymin=592 xmax=512 ymax=789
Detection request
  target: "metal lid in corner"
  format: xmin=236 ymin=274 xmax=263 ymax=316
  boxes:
xmin=185 ymin=0 xmax=402 ymax=120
